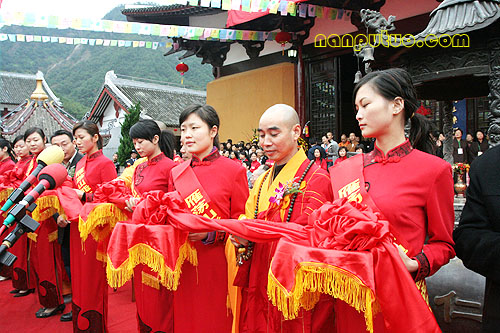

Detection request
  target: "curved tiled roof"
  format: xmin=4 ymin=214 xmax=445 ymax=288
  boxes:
xmin=88 ymin=71 xmax=206 ymax=127
xmin=415 ymin=0 xmax=500 ymax=38
xmin=0 ymin=71 xmax=60 ymax=106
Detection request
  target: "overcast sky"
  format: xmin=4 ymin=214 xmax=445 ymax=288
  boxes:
xmin=2 ymin=1 xmax=168 ymax=20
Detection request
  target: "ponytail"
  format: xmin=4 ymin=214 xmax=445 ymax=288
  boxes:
xmin=409 ymin=113 xmax=433 ymax=154
xmin=159 ymin=130 xmax=175 ymax=159
xmin=0 ymin=138 xmax=16 ymax=161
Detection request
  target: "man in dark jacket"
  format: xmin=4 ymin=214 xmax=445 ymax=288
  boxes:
xmin=453 ymin=144 xmax=500 ymax=331
xmin=50 ymin=129 xmax=84 ymax=322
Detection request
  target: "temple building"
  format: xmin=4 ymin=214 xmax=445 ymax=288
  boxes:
xmin=122 ymin=0 xmax=500 ymax=147
xmin=87 ymin=70 xmax=206 ymax=157
xmin=0 ymin=71 xmax=77 ymax=140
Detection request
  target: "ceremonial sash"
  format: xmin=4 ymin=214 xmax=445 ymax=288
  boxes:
xmin=329 ymin=154 xmax=412 ymax=252
xmin=74 ymin=157 xmax=92 ymax=193
xmin=171 ymin=161 xmax=223 ymax=219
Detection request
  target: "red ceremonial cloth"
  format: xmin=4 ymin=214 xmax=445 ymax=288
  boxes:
xmin=121 ymin=190 xmax=439 ymax=333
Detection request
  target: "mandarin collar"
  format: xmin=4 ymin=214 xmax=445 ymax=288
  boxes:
xmin=365 ymin=139 xmax=412 ymax=165
xmin=191 ymin=147 xmax=220 ymax=166
xmin=87 ymin=150 xmax=103 ymax=160
xmin=148 ymin=152 xmax=166 ymax=165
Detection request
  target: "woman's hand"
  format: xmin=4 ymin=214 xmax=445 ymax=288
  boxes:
xmin=229 ymin=234 xmax=249 ymax=248
xmin=74 ymin=189 xmax=84 ymax=200
xmin=125 ymin=197 xmax=139 ymax=212
xmin=56 ymin=215 xmax=69 ymax=227
xmin=188 ymin=232 xmax=208 ymax=242
xmin=396 ymin=244 xmax=419 ymax=273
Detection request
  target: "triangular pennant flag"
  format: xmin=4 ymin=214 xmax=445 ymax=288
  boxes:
xmin=152 ymin=41 xmax=159 ymax=49
xmin=146 ymin=41 xmax=152 ymax=48
xmin=42 ymin=36 xmax=50 ymax=43
xmin=103 ymin=39 xmax=111 ymax=46
xmin=96 ymin=39 xmax=103 ymax=45
xmin=222 ymin=0 xmax=231 ymax=10
xmin=227 ymin=30 xmax=236 ymax=40
xmin=200 ymin=0 xmax=211 ymax=6
xmin=50 ymin=36 xmax=58 ymax=43
xmin=8 ymin=34 xmax=16 ymax=42
xmin=89 ymin=39 xmax=96 ymax=46
xmin=81 ymin=38 xmax=88 ymax=44
xmin=211 ymin=0 xmax=221 ymax=8
xmin=241 ymin=0 xmax=251 ymax=12
xmin=337 ymin=9 xmax=344 ymax=19
xmin=118 ymin=40 xmax=125 ymax=47
xmin=139 ymin=41 xmax=146 ymax=47
xmin=74 ymin=38 xmax=81 ymax=44
xmin=26 ymin=35 xmax=34 ymax=42
xmin=125 ymin=40 xmax=132 ymax=47
xmin=133 ymin=41 xmax=139 ymax=47
xmin=151 ymin=24 xmax=161 ymax=36
xmin=0 ymin=34 xmax=8 ymax=42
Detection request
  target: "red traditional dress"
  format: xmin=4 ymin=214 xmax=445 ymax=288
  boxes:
xmin=0 ymin=157 xmax=15 ymax=176
xmin=237 ymin=149 xmax=334 ymax=333
xmin=314 ymin=157 xmax=327 ymax=170
xmin=250 ymin=160 xmax=261 ymax=173
xmin=1 ymin=156 xmax=35 ymax=288
xmin=19 ymin=154 xmax=69 ymax=310
xmin=330 ymin=139 xmax=455 ymax=332
xmin=129 ymin=153 xmax=177 ymax=333
xmin=71 ymin=150 xmax=117 ymax=332
xmin=168 ymin=148 xmax=249 ymax=333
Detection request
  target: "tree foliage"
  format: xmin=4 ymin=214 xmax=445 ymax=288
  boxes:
xmin=117 ymin=102 xmax=141 ymax=165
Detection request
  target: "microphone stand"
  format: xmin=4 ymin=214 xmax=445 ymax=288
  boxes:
xmin=0 ymin=202 xmax=39 ymax=267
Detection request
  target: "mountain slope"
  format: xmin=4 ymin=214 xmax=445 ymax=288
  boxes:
xmin=0 ymin=7 xmax=214 ymax=118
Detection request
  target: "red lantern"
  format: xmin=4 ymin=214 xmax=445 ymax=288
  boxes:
xmin=176 ymin=62 xmax=189 ymax=85
xmin=275 ymin=31 xmax=291 ymax=55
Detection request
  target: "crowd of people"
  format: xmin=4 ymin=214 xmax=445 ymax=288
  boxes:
xmin=0 ymin=67 xmax=493 ymax=332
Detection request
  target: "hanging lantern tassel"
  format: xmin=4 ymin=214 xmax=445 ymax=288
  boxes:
xmin=176 ymin=63 xmax=189 ymax=85
xmin=275 ymin=31 xmax=292 ymax=56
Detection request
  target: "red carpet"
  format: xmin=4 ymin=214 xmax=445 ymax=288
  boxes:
xmin=0 ymin=278 xmax=137 ymax=332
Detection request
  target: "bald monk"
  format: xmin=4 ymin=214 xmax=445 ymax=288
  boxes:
xmin=231 ymin=104 xmax=334 ymax=332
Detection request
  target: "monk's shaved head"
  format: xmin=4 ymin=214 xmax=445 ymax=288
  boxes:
xmin=258 ymin=104 xmax=301 ymax=166
xmin=260 ymin=104 xmax=299 ymax=130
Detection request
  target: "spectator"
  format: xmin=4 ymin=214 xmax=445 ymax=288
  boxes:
xmin=334 ymin=146 xmax=348 ymax=165
xmin=307 ymin=137 xmax=326 ymax=160
xmin=125 ymin=150 xmax=138 ymax=167
xmin=323 ymin=134 xmax=339 ymax=167
xmin=338 ymin=134 xmax=348 ymax=147
xmin=180 ymin=145 xmax=191 ymax=161
xmin=243 ymin=160 xmax=253 ymax=188
xmin=112 ymin=153 xmax=120 ymax=173
xmin=435 ymin=133 xmax=445 ymax=159
xmin=355 ymin=144 xmax=365 ymax=153
xmin=452 ymin=128 xmax=468 ymax=163
xmin=256 ymin=148 xmax=267 ymax=165
xmin=223 ymin=150 xmax=230 ymax=158
xmin=313 ymin=148 xmax=327 ymax=170
xmin=229 ymin=150 xmax=240 ymax=161
xmin=345 ymin=132 xmax=357 ymax=152
xmin=249 ymin=152 xmax=261 ymax=173
xmin=453 ymin=144 xmax=500 ymax=331
xmin=468 ymin=130 xmax=489 ymax=164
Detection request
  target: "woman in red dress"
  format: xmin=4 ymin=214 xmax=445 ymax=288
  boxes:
xmin=0 ymin=138 xmax=16 ymax=176
xmin=124 ymin=120 xmax=178 ymax=332
xmin=168 ymin=104 xmax=249 ymax=333
xmin=71 ymin=121 xmax=117 ymax=332
xmin=313 ymin=148 xmax=327 ymax=170
xmin=2 ymin=135 xmax=35 ymax=295
xmin=330 ymin=68 xmax=455 ymax=331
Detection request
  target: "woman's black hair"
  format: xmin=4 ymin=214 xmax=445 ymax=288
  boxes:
xmin=338 ymin=146 xmax=347 ymax=154
xmin=0 ymin=138 xmax=16 ymax=161
xmin=313 ymin=147 xmax=326 ymax=160
xmin=24 ymin=127 xmax=46 ymax=142
xmin=129 ymin=119 xmax=175 ymax=159
xmin=355 ymin=144 xmax=366 ymax=153
xmin=13 ymin=135 xmax=25 ymax=146
xmin=179 ymin=104 xmax=220 ymax=147
xmin=230 ymin=150 xmax=240 ymax=159
xmin=353 ymin=68 xmax=433 ymax=154
xmin=73 ymin=120 xmax=103 ymax=149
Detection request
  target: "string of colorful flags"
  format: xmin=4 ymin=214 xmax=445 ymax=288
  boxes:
xmin=0 ymin=12 xmax=281 ymax=42
xmin=138 ymin=0 xmax=353 ymax=20
xmin=0 ymin=33 xmax=173 ymax=49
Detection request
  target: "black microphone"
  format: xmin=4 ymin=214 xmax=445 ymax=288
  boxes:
xmin=0 ymin=146 xmax=64 ymax=213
